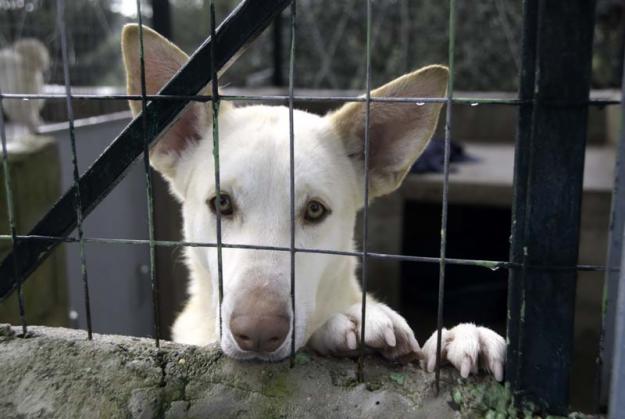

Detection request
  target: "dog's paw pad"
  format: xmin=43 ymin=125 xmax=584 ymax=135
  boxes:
xmin=345 ymin=302 xmax=420 ymax=360
xmin=420 ymin=323 xmax=505 ymax=381
xmin=309 ymin=302 xmax=420 ymax=361
xmin=308 ymin=313 xmax=358 ymax=354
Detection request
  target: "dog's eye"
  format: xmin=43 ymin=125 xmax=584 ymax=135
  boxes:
xmin=208 ymin=193 xmax=234 ymax=216
xmin=304 ymin=200 xmax=329 ymax=223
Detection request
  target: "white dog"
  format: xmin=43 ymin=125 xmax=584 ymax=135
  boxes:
xmin=122 ymin=25 xmax=505 ymax=380
xmin=0 ymin=38 xmax=50 ymax=132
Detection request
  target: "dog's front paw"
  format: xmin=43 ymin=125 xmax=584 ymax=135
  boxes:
xmin=420 ymin=323 xmax=506 ymax=381
xmin=309 ymin=302 xmax=420 ymax=361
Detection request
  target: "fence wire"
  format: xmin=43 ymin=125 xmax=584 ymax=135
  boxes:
xmin=0 ymin=233 xmax=613 ymax=273
xmin=356 ymin=0 xmax=373 ymax=382
xmin=0 ymin=92 xmax=619 ymax=107
xmin=287 ymin=0 xmax=297 ymax=366
xmin=434 ymin=0 xmax=456 ymax=393
xmin=208 ymin=0 xmax=225 ymax=343
xmin=56 ymin=0 xmax=93 ymax=340
xmin=136 ymin=0 xmax=161 ymax=347
xmin=0 ymin=0 xmax=622 ymax=411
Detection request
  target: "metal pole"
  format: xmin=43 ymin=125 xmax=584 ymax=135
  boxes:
xmin=507 ymin=0 xmax=596 ymax=414
xmin=272 ymin=13 xmax=284 ymax=86
xmin=606 ymin=50 xmax=625 ymax=419
xmin=609 ymin=220 xmax=625 ymax=418
xmin=151 ymin=0 xmax=172 ymax=39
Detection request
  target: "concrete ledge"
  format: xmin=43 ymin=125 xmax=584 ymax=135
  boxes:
xmin=0 ymin=324 xmax=486 ymax=418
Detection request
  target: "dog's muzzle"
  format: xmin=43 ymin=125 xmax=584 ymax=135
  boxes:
xmin=228 ymin=287 xmax=290 ymax=355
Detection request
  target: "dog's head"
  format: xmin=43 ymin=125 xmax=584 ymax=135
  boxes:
xmin=122 ymin=25 xmax=447 ymax=360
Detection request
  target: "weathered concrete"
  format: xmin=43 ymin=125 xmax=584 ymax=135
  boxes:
xmin=0 ymin=324 xmax=491 ymax=419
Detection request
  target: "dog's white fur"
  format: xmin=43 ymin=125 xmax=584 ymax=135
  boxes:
xmin=122 ymin=25 xmax=506 ymax=380
xmin=0 ymin=39 xmax=50 ymax=132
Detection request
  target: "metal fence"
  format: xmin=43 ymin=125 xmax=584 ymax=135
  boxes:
xmin=0 ymin=0 xmax=624 ymax=416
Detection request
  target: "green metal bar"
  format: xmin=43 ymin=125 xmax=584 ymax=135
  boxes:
xmin=434 ymin=0 xmax=456 ymax=395
xmin=287 ymin=0 xmax=297 ymax=367
xmin=357 ymin=0 xmax=373 ymax=383
xmin=136 ymin=0 xmax=160 ymax=347
xmin=57 ymin=0 xmax=93 ymax=340
xmin=0 ymin=233 xmax=614 ymax=272
xmin=0 ymin=92 xmax=620 ymax=107
xmin=209 ymin=0 xmax=225 ymax=341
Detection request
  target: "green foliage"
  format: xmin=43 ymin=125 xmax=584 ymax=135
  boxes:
xmin=1 ymin=0 xmax=621 ymax=91
xmin=389 ymin=372 xmax=406 ymax=385
xmin=451 ymin=379 xmax=602 ymax=419
xmin=594 ymin=0 xmax=625 ymax=88
xmin=294 ymin=352 xmax=311 ymax=365
xmin=452 ymin=380 xmax=520 ymax=418
xmin=172 ymin=0 xmax=524 ymax=91
xmin=0 ymin=0 xmax=131 ymax=86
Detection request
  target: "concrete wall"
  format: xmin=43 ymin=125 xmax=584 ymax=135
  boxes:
xmin=0 ymin=324 xmax=491 ymax=419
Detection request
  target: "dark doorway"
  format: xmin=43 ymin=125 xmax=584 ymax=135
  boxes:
xmin=400 ymin=201 xmax=511 ymax=343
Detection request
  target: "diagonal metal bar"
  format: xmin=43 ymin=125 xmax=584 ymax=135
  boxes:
xmin=0 ymin=0 xmax=293 ymax=302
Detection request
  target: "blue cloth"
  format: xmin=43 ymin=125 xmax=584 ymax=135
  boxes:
xmin=410 ymin=138 xmax=477 ymax=174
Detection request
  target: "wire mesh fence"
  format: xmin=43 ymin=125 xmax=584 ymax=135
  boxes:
xmin=0 ymin=0 xmax=624 ymax=416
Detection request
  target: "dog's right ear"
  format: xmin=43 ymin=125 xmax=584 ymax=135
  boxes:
xmin=122 ymin=24 xmax=230 ymax=180
xmin=328 ymin=65 xmax=448 ymax=200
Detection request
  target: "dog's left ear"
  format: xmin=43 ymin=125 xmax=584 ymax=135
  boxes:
xmin=329 ymin=65 xmax=448 ymax=199
xmin=121 ymin=24 xmax=232 ymax=182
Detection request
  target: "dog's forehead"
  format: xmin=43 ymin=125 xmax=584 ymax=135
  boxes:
xmin=219 ymin=105 xmax=333 ymax=154
xmin=184 ymin=105 xmax=360 ymax=211
xmin=213 ymin=105 xmax=354 ymax=189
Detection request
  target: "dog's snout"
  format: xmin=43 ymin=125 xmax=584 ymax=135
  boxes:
xmin=230 ymin=314 xmax=290 ymax=353
xmin=229 ymin=287 xmax=290 ymax=354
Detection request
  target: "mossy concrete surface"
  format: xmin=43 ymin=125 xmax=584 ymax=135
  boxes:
xmin=0 ymin=324 xmax=480 ymax=418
